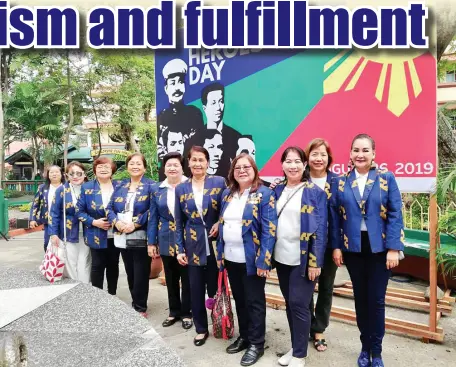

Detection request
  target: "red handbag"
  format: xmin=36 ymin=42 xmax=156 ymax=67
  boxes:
xmin=211 ymin=269 xmax=234 ymax=339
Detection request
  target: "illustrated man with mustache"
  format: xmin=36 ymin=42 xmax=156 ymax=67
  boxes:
xmin=158 ymin=58 xmax=204 ymax=160
xmin=201 ymin=82 xmax=248 ymax=175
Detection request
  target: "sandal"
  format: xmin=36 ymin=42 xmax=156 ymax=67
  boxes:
xmin=314 ymin=339 xmax=328 ymax=352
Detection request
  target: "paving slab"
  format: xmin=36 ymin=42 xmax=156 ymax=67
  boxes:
xmin=0 ymin=284 xmax=78 ymax=328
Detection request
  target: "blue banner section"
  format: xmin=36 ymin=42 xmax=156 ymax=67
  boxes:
xmin=155 ymin=30 xmax=298 ymax=112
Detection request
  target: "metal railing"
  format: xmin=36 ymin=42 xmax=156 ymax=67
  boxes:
xmin=1 ymin=180 xmax=45 ymax=194
xmin=402 ymin=194 xmax=456 ymax=230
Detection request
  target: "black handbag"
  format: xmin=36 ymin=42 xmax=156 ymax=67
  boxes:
xmin=126 ymin=239 xmax=147 ymax=248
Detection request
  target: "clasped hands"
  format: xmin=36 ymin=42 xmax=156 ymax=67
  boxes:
xmin=115 ymin=220 xmax=135 ymax=234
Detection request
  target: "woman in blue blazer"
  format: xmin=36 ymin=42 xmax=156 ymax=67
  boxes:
xmin=304 ymin=139 xmax=338 ymax=353
xmin=106 ymin=153 xmax=155 ymax=317
xmin=329 ymin=134 xmax=404 ymax=367
xmin=49 ymin=161 xmax=90 ymax=283
xmin=147 ymin=152 xmax=192 ymax=330
xmin=216 ymin=153 xmax=278 ymax=366
xmin=273 ymin=146 xmax=327 ymax=367
xmin=77 ymin=156 xmax=122 ymax=295
xmin=29 ymin=165 xmax=64 ymax=251
xmin=175 ymin=146 xmax=226 ymax=346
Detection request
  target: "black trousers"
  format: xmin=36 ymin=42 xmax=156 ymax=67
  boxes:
xmin=225 ymin=261 xmax=267 ymax=348
xmin=162 ymin=255 xmax=192 ymax=319
xmin=276 ymin=262 xmax=316 ymax=358
xmin=90 ymin=238 xmax=121 ymax=295
xmin=121 ymin=246 xmax=152 ymax=313
xmin=309 ymin=247 xmax=338 ymax=335
xmin=344 ymin=232 xmax=391 ymax=356
xmin=187 ymin=254 xmax=218 ymax=334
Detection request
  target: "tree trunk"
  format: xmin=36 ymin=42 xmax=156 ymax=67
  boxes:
xmin=436 ymin=2 xmax=456 ymax=61
xmin=31 ymin=136 xmax=38 ymax=179
xmin=129 ymin=133 xmax=140 ymax=152
xmin=63 ymin=51 xmax=74 ymax=167
xmin=90 ymin=94 xmax=103 ymax=159
xmin=438 ymin=110 xmax=456 ymax=165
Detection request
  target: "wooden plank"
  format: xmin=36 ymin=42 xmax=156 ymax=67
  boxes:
xmin=328 ymin=286 xmax=452 ymax=315
xmin=265 ymin=275 xmax=453 ymax=314
xmin=264 ymin=293 xmax=444 ymax=342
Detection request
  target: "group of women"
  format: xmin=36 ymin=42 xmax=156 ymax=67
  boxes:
xmin=30 ymin=133 xmax=404 ymax=367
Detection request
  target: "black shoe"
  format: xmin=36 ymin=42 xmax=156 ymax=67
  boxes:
xmin=162 ymin=317 xmax=180 ymax=327
xmin=226 ymin=337 xmax=250 ymax=354
xmin=240 ymin=345 xmax=264 ymax=366
xmin=182 ymin=318 xmax=193 ymax=330
xmin=193 ymin=332 xmax=209 ymax=346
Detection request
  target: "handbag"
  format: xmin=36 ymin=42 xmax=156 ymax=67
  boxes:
xmin=211 ymin=270 xmax=234 ymax=340
xmin=40 ymin=188 xmax=67 ymax=283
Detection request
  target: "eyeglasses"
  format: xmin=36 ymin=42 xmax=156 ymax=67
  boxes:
xmin=234 ymin=165 xmax=252 ymax=172
xmin=68 ymin=172 xmax=84 ymax=177
xmin=96 ymin=165 xmax=112 ymax=170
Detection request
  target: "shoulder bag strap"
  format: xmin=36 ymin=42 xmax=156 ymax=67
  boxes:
xmin=277 ymin=183 xmax=306 ymax=218
xmin=63 ymin=186 xmax=67 ymax=245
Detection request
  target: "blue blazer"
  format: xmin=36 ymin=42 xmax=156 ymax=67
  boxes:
xmin=77 ymin=179 xmax=122 ymax=249
xmin=312 ymin=171 xmax=338 ymax=249
xmin=329 ymin=167 xmax=405 ymax=253
xmin=216 ymin=185 xmax=278 ymax=276
xmin=106 ymin=176 xmax=155 ymax=234
xmin=273 ymin=180 xmax=328 ymax=275
xmin=175 ymin=175 xmax=226 ymax=266
xmin=48 ymin=182 xmax=83 ymax=243
xmin=147 ymin=179 xmax=188 ymax=257
xmin=30 ymin=184 xmax=51 ymax=225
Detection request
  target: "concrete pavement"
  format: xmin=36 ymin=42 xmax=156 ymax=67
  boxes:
xmin=1 ymin=231 xmax=455 ymax=366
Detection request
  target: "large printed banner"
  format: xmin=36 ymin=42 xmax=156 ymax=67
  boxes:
xmin=155 ymin=32 xmax=436 ymax=193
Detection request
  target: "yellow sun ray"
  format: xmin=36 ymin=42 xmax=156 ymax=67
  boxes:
xmin=346 ymin=58 xmax=368 ymax=91
xmin=324 ymin=50 xmax=427 ymax=117
xmin=323 ymin=53 xmax=361 ymax=94
xmin=388 ymin=62 xmax=409 ymax=116
xmin=375 ymin=64 xmax=388 ymax=102
xmin=323 ymin=50 xmax=349 ymax=73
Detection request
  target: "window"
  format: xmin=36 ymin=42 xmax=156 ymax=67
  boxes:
xmin=445 ymin=70 xmax=456 ymax=83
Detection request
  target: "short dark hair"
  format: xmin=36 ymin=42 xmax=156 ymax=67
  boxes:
xmin=351 ymin=133 xmax=376 ymax=150
xmin=93 ymin=156 xmax=117 ymax=174
xmin=203 ymin=129 xmax=223 ymax=145
xmin=66 ymin=161 xmax=86 ymax=174
xmin=305 ymin=138 xmax=334 ymax=172
xmin=65 ymin=161 xmax=88 ymax=182
xmin=163 ymin=129 xmax=183 ymax=149
xmin=126 ymin=153 xmax=147 ymax=169
xmin=163 ymin=152 xmax=184 ymax=168
xmin=45 ymin=165 xmax=65 ymax=188
xmin=280 ymin=146 xmax=310 ymax=182
xmin=165 ymin=73 xmax=185 ymax=86
xmin=227 ymin=153 xmax=262 ymax=193
xmin=201 ymin=82 xmax=224 ymax=106
xmin=188 ymin=145 xmax=210 ymax=162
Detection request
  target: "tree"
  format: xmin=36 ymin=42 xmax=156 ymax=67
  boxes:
xmin=89 ymin=50 xmax=155 ymax=152
xmin=6 ymin=79 xmax=66 ymax=177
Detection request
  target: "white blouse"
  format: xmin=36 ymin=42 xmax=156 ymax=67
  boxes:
xmin=193 ymin=185 xmax=210 ymax=256
xmin=355 ymin=170 xmax=368 ymax=231
xmin=101 ymin=187 xmax=114 ymax=238
xmin=274 ymin=186 xmax=304 ymax=266
xmin=222 ymin=189 xmax=250 ymax=263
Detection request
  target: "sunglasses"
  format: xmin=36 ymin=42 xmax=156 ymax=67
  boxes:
xmin=67 ymin=171 xmax=84 ymax=178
